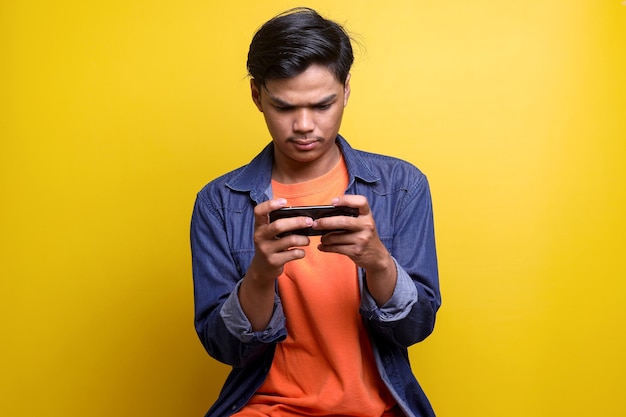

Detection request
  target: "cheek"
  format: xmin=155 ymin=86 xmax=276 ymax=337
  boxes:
xmin=322 ymin=109 xmax=344 ymax=130
xmin=263 ymin=113 xmax=290 ymax=136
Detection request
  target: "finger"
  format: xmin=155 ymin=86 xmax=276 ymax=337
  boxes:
xmin=253 ymin=231 xmax=310 ymax=272
xmin=254 ymin=198 xmax=287 ymax=226
xmin=312 ymin=215 xmax=358 ymax=234
xmin=271 ymin=216 xmax=315 ymax=239
xmin=273 ymin=232 xmax=311 ymax=250
xmin=331 ymin=195 xmax=370 ymax=216
xmin=266 ymin=245 xmax=308 ymax=266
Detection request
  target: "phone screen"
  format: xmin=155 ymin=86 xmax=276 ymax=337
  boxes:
xmin=269 ymin=205 xmax=358 ymax=236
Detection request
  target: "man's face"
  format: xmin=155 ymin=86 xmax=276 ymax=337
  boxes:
xmin=251 ymin=64 xmax=350 ymax=179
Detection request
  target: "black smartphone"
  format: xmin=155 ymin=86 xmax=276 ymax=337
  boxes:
xmin=269 ymin=205 xmax=359 ymax=237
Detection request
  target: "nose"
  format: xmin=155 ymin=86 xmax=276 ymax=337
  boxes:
xmin=293 ymin=108 xmax=314 ymax=134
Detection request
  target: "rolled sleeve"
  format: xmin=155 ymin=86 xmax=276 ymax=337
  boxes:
xmin=360 ymin=257 xmax=418 ymax=322
xmin=219 ymin=279 xmax=287 ymax=344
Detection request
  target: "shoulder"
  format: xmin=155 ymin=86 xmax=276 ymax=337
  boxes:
xmin=338 ymin=136 xmax=427 ymax=187
xmin=353 ymin=148 xmax=429 ymax=191
xmin=357 ymin=149 xmax=424 ymax=173
xmin=195 ymin=165 xmax=249 ymax=213
xmin=197 ymin=165 xmax=243 ymax=195
xmin=196 ymin=142 xmax=273 ymax=202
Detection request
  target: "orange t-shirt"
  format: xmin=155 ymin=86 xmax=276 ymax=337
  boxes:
xmin=234 ymin=156 xmax=400 ymax=417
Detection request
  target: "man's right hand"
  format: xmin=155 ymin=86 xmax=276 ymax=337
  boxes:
xmin=238 ymin=198 xmax=312 ymax=331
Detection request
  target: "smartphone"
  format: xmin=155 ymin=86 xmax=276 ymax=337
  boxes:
xmin=269 ymin=205 xmax=359 ymax=237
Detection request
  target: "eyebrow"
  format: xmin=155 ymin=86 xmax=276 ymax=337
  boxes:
xmin=263 ymin=87 xmax=337 ymax=108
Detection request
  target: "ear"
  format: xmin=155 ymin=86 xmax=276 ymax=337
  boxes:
xmin=343 ymin=73 xmax=351 ymax=107
xmin=250 ymin=79 xmax=263 ymax=112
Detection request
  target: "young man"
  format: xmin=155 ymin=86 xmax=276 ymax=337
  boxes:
xmin=191 ymin=7 xmax=441 ymax=417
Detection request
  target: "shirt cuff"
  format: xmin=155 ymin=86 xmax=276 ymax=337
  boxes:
xmin=360 ymin=257 xmax=418 ymax=322
xmin=220 ymin=279 xmax=287 ymax=343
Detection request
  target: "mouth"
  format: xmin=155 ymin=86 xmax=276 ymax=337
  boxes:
xmin=290 ymin=138 xmax=320 ymax=151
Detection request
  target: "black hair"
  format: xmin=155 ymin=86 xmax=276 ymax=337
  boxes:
xmin=247 ymin=7 xmax=354 ymax=87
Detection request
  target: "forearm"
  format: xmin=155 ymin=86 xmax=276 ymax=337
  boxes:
xmin=195 ymin=278 xmax=287 ymax=366
xmin=364 ymin=250 xmax=398 ymax=306
xmin=361 ymin=261 xmax=437 ymax=347
xmin=238 ymin=269 xmax=277 ymax=332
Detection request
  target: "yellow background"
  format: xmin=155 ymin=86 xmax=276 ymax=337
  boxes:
xmin=1 ymin=1 xmax=625 ymax=416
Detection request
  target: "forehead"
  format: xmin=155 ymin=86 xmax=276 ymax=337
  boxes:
xmin=262 ymin=64 xmax=344 ymax=103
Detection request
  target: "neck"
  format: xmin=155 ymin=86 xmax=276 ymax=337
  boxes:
xmin=272 ymin=144 xmax=341 ymax=184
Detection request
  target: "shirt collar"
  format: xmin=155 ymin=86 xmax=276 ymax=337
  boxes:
xmin=225 ymin=135 xmax=380 ymax=203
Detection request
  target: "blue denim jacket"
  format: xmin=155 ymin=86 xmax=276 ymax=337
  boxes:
xmin=191 ymin=135 xmax=441 ymax=417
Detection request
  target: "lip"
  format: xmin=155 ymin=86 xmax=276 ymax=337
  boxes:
xmin=291 ymin=139 xmax=319 ymax=151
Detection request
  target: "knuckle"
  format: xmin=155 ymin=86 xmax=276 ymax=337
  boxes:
xmin=362 ymin=219 xmax=376 ymax=232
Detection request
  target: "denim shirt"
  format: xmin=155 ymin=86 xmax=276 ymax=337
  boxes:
xmin=191 ymin=135 xmax=441 ymax=417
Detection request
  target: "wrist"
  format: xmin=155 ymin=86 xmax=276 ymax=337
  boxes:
xmin=241 ymin=269 xmax=276 ymax=293
xmin=365 ymin=251 xmax=394 ymax=276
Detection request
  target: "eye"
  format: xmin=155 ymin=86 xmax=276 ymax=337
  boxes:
xmin=315 ymin=103 xmax=332 ymax=111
